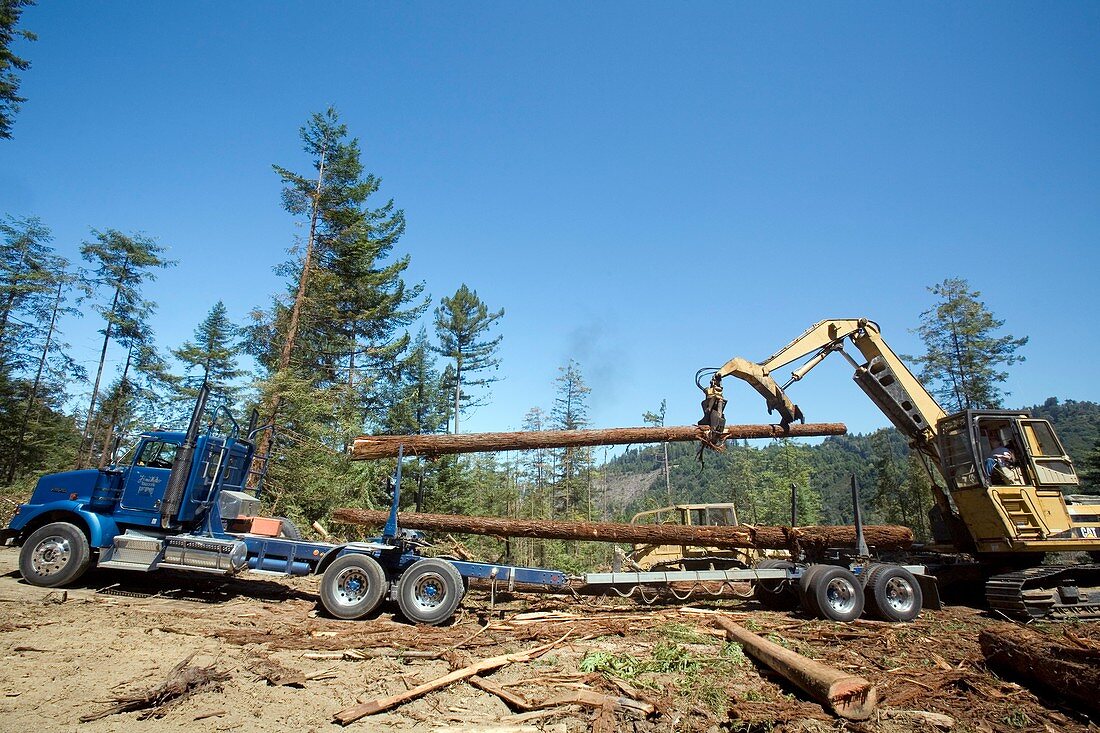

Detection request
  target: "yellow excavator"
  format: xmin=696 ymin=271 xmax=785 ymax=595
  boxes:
xmin=697 ymin=318 xmax=1100 ymax=619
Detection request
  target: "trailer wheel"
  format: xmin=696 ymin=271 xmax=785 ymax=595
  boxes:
xmin=864 ymin=565 xmax=922 ymax=622
xmin=19 ymin=522 xmax=91 ymax=588
xmin=397 ymin=558 xmax=465 ymax=626
xmin=807 ymin=566 xmax=864 ymax=622
xmin=798 ymin=563 xmax=830 ymax=616
xmin=753 ymin=559 xmax=798 ymax=610
xmin=320 ymin=554 xmax=388 ymax=620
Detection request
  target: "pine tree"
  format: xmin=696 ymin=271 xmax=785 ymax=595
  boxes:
xmin=642 ymin=399 xmax=671 ymax=500
xmin=0 ymin=215 xmax=62 ymax=363
xmin=433 ymin=284 xmax=504 ymax=433
xmin=3 ymin=277 xmax=83 ymax=483
xmin=77 ymin=229 xmax=173 ymax=467
xmin=383 ymin=328 xmax=448 ymax=436
xmin=551 ymin=359 xmax=592 ymax=514
xmin=90 ymin=340 xmax=177 ymax=468
xmin=248 ymin=108 xmax=424 ymax=521
xmin=253 ymin=108 xmax=424 ymax=441
xmin=869 ymin=430 xmax=906 ymax=525
xmin=725 ymin=445 xmax=761 ymax=523
xmin=901 ymin=454 xmax=935 ymax=538
xmin=383 ymin=328 xmax=451 ymax=512
xmin=522 ymin=406 xmax=551 ymax=502
xmin=172 ymin=301 xmax=245 ymax=414
xmin=909 ymin=278 xmax=1028 ymax=411
xmin=757 ymin=440 xmax=819 ymax=525
xmin=1082 ymin=437 xmax=1100 ymax=494
xmin=0 ymin=0 xmax=36 ymax=140
xmin=0 ymin=217 xmax=84 ymax=483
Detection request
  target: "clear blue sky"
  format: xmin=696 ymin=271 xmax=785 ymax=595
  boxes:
xmin=2 ymin=3 xmax=1098 ymax=437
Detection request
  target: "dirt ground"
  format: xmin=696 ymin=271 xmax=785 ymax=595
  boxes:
xmin=0 ymin=545 xmax=1097 ymax=733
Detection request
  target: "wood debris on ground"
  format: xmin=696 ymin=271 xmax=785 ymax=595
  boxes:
xmin=79 ymin=653 xmax=229 ymax=722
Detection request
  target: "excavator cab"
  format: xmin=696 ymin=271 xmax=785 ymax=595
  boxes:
xmin=935 ymin=410 xmax=1079 ymax=493
xmin=934 ymin=409 xmax=1100 ymax=554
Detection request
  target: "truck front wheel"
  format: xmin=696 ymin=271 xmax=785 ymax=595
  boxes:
xmin=19 ymin=522 xmax=91 ymax=588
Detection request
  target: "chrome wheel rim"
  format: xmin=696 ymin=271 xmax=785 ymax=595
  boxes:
xmin=411 ymin=573 xmax=447 ymax=611
xmin=884 ymin=576 xmax=916 ymax=614
xmin=825 ymin=577 xmax=858 ymax=614
xmin=333 ymin=567 xmax=370 ymax=608
xmin=31 ymin=536 xmax=71 ymax=577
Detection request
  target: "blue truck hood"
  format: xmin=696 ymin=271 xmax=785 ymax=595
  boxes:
xmin=29 ymin=469 xmax=103 ymax=505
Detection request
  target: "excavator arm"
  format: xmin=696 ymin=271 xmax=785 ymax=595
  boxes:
xmin=697 ymin=318 xmax=960 ymax=541
xmin=699 ymin=318 xmax=946 ymax=456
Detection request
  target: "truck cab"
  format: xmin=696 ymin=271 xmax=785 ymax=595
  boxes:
xmin=0 ymin=387 xmax=330 ymax=588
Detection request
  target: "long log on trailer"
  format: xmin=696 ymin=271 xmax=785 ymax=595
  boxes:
xmin=350 ymin=422 xmax=847 ymax=460
xmin=330 ymin=508 xmax=914 ymax=552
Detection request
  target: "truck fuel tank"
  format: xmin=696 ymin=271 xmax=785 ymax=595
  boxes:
xmin=160 ymin=536 xmax=248 ymax=574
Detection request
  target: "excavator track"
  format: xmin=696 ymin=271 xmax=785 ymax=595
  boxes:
xmin=985 ymin=564 xmax=1100 ymax=620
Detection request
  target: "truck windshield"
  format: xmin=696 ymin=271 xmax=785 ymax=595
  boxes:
xmin=135 ymin=440 xmax=179 ymax=469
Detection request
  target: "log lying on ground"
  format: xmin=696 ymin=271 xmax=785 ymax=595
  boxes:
xmin=330 ymin=508 xmax=914 ymax=552
xmin=333 ymin=634 xmax=569 ymax=724
xmin=980 ymin=623 xmax=1100 ymax=717
xmin=350 ymin=422 xmax=847 ymax=460
xmin=715 ymin=616 xmax=877 ymax=720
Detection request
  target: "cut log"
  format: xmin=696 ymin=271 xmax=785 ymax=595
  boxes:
xmin=714 ymin=616 xmax=877 ymax=720
xmin=333 ymin=634 xmax=569 ymax=725
xmin=537 ymin=689 xmax=656 ymax=716
xmin=350 ymin=422 xmax=847 ymax=460
xmin=330 ymin=508 xmax=914 ymax=552
xmin=469 ymin=675 xmax=533 ymax=711
xmin=980 ymin=623 xmax=1100 ymax=717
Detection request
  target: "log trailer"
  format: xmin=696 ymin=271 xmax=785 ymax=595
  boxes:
xmin=697 ymin=317 xmax=1100 ymax=619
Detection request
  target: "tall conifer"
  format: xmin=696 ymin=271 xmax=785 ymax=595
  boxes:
xmin=909 ymin=278 xmax=1028 ymax=411
xmin=77 ymin=229 xmax=172 ymax=467
xmin=433 ymin=284 xmax=503 ymax=433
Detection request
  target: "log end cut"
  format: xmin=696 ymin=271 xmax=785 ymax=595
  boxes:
xmin=825 ymin=677 xmax=879 ymax=721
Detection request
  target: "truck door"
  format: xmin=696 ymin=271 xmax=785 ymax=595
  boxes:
xmin=120 ymin=439 xmax=180 ymax=513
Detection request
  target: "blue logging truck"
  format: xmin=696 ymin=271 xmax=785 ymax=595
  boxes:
xmin=0 ymin=386 xmax=565 ymax=625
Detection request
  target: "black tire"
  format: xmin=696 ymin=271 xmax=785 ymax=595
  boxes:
xmin=275 ymin=517 xmax=302 ymax=540
xmin=753 ymin=559 xmax=798 ymax=610
xmin=397 ymin=558 xmax=465 ymax=625
xmin=19 ymin=522 xmax=91 ymax=588
xmin=798 ymin=563 xmax=830 ymax=616
xmin=320 ymin=554 xmax=388 ymax=620
xmin=864 ymin=564 xmax=922 ymax=622
xmin=808 ymin=566 xmax=865 ymax=622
